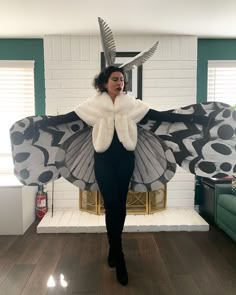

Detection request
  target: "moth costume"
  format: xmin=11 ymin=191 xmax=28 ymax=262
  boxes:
xmin=10 ymin=18 xmax=236 ymax=286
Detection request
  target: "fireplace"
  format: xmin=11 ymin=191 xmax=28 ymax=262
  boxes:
xmin=79 ymin=185 xmax=166 ymax=215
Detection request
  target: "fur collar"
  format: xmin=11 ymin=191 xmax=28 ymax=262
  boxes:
xmin=74 ymin=92 xmax=149 ymax=152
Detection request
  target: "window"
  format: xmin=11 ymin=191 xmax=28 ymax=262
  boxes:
xmin=0 ymin=61 xmax=35 ymax=180
xmin=208 ymin=60 xmax=236 ymax=106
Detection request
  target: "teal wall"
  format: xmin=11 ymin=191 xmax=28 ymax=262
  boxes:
xmin=0 ymin=39 xmax=45 ymax=115
xmin=197 ymin=39 xmax=236 ymax=103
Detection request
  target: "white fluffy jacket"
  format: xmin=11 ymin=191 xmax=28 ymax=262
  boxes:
xmin=74 ymin=92 xmax=150 ymax=152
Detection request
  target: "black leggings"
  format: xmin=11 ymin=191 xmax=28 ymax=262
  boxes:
xmin=94 ymin=133 xmax=135 ymax=250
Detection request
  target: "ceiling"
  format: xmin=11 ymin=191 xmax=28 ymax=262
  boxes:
xmin=1 ymin=0 xmax=236 ymax=38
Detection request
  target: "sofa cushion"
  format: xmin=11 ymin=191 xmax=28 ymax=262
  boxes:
xmin=216 ymin=207 xmax=236 ymax=242
xmin=232 ymin=173 xmax=236 ymax=195
xmin=218 ymin=194 xmax=236 ymax=215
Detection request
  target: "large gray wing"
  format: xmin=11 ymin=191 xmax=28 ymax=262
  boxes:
xmin=55 ymin=126 xmax=98 ymax=191
xmin=98 ymin=17 xmax=116 ymax=66
xmin=120 ymin=41 xmax=159 ymax=71
xmin=131 ymin=128 xmax=176 ymax=192
xmin=139 ymin=102 xmax=236 ymax=179
xmin=10 ymin=115 xmax=87 ymax=186
xmin=55 ymin=126 xmax=176 ymax=192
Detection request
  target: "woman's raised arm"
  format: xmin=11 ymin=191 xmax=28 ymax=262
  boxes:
xmin=23 ymin=111 xmax=81 ymax=139
xmin=140 ymin=109 xmax=210 ymax=125
xmin=35 ymin=111 xmax=80 ymax=128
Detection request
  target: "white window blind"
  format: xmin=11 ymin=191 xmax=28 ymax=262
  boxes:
xmin=0 ymin=60 xmax=35 ymax=176
xmin=208 ymin=60 xmax=236 ymax=106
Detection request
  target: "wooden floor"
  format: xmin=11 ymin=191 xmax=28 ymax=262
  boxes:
xmin=0 ymin=222 xmax=235 ymax=295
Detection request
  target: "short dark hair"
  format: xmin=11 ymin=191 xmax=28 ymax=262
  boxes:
xmin=93 ymin=66 xmax=127 ymax=93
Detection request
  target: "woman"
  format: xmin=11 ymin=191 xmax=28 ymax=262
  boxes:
xmin=17 ymin=65 xmax=212 ymax=286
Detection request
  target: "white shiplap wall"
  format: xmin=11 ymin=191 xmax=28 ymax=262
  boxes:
xmin=43 ymin=34 xmax=197 ymax=210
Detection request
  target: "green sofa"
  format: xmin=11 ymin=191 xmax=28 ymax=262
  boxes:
xmin=215 ymin=184 xmax=236 ymax=242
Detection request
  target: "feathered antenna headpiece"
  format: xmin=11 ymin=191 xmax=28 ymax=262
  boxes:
xmin=98 ymin=17 xmax=159 ymax=71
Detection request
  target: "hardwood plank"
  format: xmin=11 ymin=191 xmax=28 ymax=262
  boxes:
xmin=160 ymin=231 xmax=226 ymax=295
xmin=154 ymin=232 xmax=203 ymax=295
xmin=206 ymin=225 xmax=236 ymax=272
xmin=44 ymin=233 xmax=103 ymax=294
xmin=171 ymin=274 xmax=202 ymax=295
xmin=20 ymin=234 xmax=67 ymax=295
xmin=67 ymin=234 xmax=103 ymax=294
xmin=0 ymin=256 xmax=16 ymax=286
xmin=0 ymin=264 xmax=35 ymax=295
xmin=47 ymin=288 xmax=97 ymax=295
xmin=132 ymin=233 xmax=174 ymax=295
xmin=154 ymin=231 xmax=189 ymax=276
xmin=0 ymin=223 xmax=37 ymax=285
xmin=0 ymin=236 xmax=18 ymax=256
xmin=52 ymin=234 xmax=86 ymax=280
xmin=189 ymin=228 xmax=236 ymax=295
xmin=4 ymin=222 xmax=38 ymax=259
xmin=46 ymin=283 xmax=98 ymax=295
xmin=16 ymin=233 xmax=49 ymax=265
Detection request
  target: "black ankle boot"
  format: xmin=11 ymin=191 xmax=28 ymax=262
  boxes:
xmin=115 ymin=253 xmax=128 ymax=286
xmin=108 ymin=247 xmax=116 ymax=268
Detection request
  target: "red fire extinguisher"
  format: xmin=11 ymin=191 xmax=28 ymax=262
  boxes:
xmin=36 ymin=185 xmax=48 ymax=220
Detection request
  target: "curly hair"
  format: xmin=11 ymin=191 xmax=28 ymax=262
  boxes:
xmin=93 ymin=66 xmax=127 ymax=93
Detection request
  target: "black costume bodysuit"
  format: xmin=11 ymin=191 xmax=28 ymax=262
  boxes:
xmin=94 ymin=130 xmax=135 ymax=252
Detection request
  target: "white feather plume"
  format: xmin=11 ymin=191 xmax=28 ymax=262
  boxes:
xmin=120 ymin=41 xmax=159 ymax=71
xmin=98 ymin=17 xmax=116 ymax=66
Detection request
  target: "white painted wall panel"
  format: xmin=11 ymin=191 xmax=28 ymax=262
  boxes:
xmin=143 ymin=69 xmax=196 ymax=79
xmin=45 ymin=79 xmax=62 ymax=89
xmin=47 ymin=179 xmax=79 ymax=192
xmin=80 ymin=36 xmax=90 ymax=60
xmin=44 ymin=36 xmax=53 ymax=61
xmin=61 ymin=79 xmax=92 ymax=89
xmin=45 ymin=60 xmax=98 ymax=70
xmin=52 ymin=36 xmax=62 ymax=60
xmin=89 ymin=36 xmax=100 ymax=61
xmin=143 ymin=87 xmax=196 ymax=97
xmin=46 ymin=88 xmax=96 ymax=99
xmin=167 ymin=198 xmax=194 ymax=208
xmin=61 ymin=36 xmax=71 ymax=60
xmin=70 ymin=36 xmax=81 ymax=60
xmin=144 ymin=78 xmax=196 ymax=88
xmin=145 ymin=60 xmax=197 ymax=69
xmin=51 ymin=69 xmax=96 ymax=79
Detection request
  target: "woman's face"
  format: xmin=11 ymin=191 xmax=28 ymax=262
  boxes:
xmin=105 ymin=71 xmax=124 ymax=99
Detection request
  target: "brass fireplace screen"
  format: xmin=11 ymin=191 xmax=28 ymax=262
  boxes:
xmin=79 ymin=185 xmax=166 ymax=215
